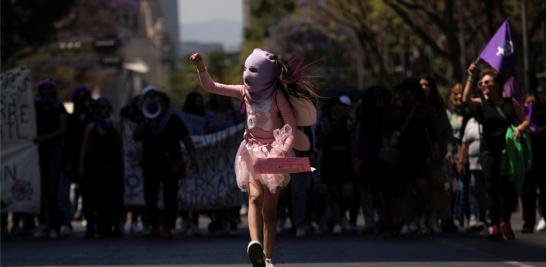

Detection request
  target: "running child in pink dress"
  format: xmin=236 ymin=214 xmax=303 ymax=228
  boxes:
xmin=190 ymin=48 xmax=317 ymax=267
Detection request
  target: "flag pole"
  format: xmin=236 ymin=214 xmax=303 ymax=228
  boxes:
xmin=521 ymin=0 xmax=530 ymax=93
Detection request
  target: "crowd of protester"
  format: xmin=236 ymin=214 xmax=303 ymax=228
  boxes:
xmin=2 ymin=64 xmax=545 ymax=241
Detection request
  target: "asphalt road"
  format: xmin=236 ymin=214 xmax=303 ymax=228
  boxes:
xmin=2 ymin=216 xmax=546 ymax=267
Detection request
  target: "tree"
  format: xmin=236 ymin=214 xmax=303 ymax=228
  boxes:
xmin=1 ymin=0 xmax=76 ymax=69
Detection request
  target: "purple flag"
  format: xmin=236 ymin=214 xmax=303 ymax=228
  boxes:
xmin=479 ymin=18 xmax=516 ymax=73
xmin=503 ymin=76 xmax=524 ymax=102
xmin=526 ymin=102 xmax=537 ymax=133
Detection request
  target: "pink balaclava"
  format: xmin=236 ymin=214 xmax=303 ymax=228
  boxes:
xmin=243 ymin=48 xmax=277 ymax=102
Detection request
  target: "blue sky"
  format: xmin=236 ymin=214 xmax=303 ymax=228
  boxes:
xmin=178 ymin=0 xmax=243 ymax=51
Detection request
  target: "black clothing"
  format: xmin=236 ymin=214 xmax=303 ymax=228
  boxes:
xmin=34 ymin=101 xmax=67 ymax=232
xmin=477 ymin=97 xmax=519 ymax=225
xmin=318 ymin=115 xmax=353 ymax=185
xmin=82 ymin=123 xmax=123 ymax=237
xmin=142 ymin=115 xmax=190 ymax=230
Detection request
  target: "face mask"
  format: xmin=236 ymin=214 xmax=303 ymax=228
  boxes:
xmin=242 ymin=48 xmax=277 ymax=102
xmin=39 ymin=90 xmax=57 ymax=106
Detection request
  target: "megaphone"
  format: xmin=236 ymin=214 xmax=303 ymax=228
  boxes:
xmin=142 ymin=98 xmax=161 ymax=119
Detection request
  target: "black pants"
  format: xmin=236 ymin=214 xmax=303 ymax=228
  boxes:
xmin=38 ymin=143 xmax=64 ymax=232
xmin=481 ymin=151 xmax=518 ymax=225
xmin=522 ymin=155 xmax=546 ymax=228
xmin=82 ymin=173 xmax=123 ymax=236
xmin=143 ymin=170 xmax=179 ymax=230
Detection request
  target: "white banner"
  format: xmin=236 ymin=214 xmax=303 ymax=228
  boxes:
xmin=121 ymin=119 xmax=145 ymax=206
xmin=179 ymin=123 xmax=244 ymax=210
xmin=1 ymin=67 xmax=41 ymax=213
xmin=121 ymin=119 xmax=244 ymax=210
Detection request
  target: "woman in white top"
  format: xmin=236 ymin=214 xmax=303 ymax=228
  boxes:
xmin=459 ymin=116 xmax=485 ymax=229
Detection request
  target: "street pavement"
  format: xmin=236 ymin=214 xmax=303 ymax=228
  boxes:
xmin=2 ymin=215 xmax=546 ymax=267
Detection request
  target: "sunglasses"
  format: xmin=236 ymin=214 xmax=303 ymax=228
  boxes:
xmin=478 ymin=79 xmax=494 ymax=88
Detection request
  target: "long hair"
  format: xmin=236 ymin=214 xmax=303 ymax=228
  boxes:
xmin=419 ymin=74 xmax=445 ymax=110
xmin=274 ymin=56 xmax=319 ymax=104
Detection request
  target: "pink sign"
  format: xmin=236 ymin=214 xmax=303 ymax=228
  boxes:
xmin=253 ymin=157 xmax=314 ymax=174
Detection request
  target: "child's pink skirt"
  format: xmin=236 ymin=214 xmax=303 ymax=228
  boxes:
xmin=234 ymin=124 xmax=293 ymax=193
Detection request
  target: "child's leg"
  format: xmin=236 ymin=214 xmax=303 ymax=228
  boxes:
xmin=248 ymin=180 xmax=264 ymax=243
xmin=263 ymin=187 xmax=280 ymax=258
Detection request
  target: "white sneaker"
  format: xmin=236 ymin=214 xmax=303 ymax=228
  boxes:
xmin=399 ymin=224 xmax=409 ymax=236
xmin=408 ymin=220 xmax=419 ymax=232
xmin=240 ymin=205 xmax=248 ymax=216
xmin=429 ymin=222 xmax=441 ymax=234
xmin=265 ymin=257 xmax=275 ymax=267
xmin=295 ymin=227 xmax=306 ymax=237
xmin=247 ymin=240 xmax=265 ymax=267
xmin=536 ymin=217 xmax=546 ymax=232
xmin=418 ymin=219 xmax=430 ymax=234
xmin=468 ymin=215 xmax=478 ymax=228
xmin=332 ymin=224 xmax=342 ymax=234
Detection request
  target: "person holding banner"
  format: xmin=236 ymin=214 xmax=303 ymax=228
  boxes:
xmin=190 ymin=48 xmax=317 ymax=267
xmin=32 ymin=79 xmax=68 ymax=239
xmin=463 ymin=64 xmax=529 ymax=240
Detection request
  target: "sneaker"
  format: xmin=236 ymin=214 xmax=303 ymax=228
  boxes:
xmin=240 ymin=205 xmax=248 ymax=216
xmin=429 ymin=222 xmax=441 ymax=234
xmin=33 ymin=226 xmax=47 ymax=238
xmin=179 ymin=222 xmax=191 ymax=235
xmin=399 ymin=224 xmax=409 ymax=236
xmin=60 ymin=225 xmax=73 ymax=237
xmin=332 ymin=224 xmax=342 ymax=234
xmin=247 ymin=240 xmax=265 ymax=267
xmin=276 ymin=220 xmax=285 ymax=234
xmin=536 ymin=217 xmax=546 ymax=232
xmin=409 ymin=220 xmax=419 ymax=233
xmin=468 ymin=215 xmax=478 ymax=228
xmin=486 ymin=225 xmax=502 ymax=240
xmin=48 ymin=229 xmax=59 ymax=239
xmin=500 ymin=222 xmax=515 ymax=240
xmin=295 ymin=227 xmax=306 ymax=237
xmin=265 ymin=257 xmax=275 ymax=267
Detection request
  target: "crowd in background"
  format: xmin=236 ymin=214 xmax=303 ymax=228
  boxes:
xmin=2 ymin=65 xmax=546 ymax=241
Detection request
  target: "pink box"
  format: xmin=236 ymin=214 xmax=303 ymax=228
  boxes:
xmin=253 ymin=157 xmax=313 ymax=174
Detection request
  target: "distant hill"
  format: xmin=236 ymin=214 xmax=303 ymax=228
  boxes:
xmin=181 ymin=19 xmax=242 ymax=52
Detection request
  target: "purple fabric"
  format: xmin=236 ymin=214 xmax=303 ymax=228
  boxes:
xmin=70 ymin=84 xmax=91 ymax=101
xmin=526 ymin=102 xmax=537 ymax=133
xmin=479 ymin=18 xmax=516 ymax=74
xmin=502 ymin=76 xmax=524 ymax=102
xmin=243 ymin=48 xmax=277 ymax=102
xmin=37 ymin=78 xmax=57 ymax=91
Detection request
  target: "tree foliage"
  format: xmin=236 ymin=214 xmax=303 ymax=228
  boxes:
xmin=1 ymin=0 xmax=76 ymax=68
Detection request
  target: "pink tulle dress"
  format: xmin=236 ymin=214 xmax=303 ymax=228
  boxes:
xmin=197 ymin=70 xmax=296 ymax=194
